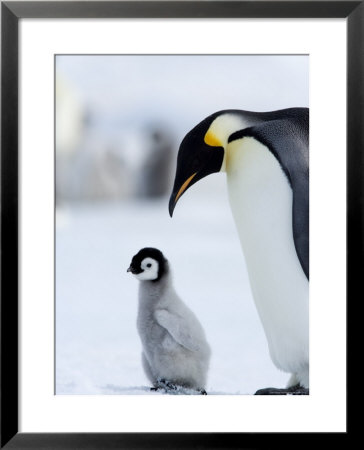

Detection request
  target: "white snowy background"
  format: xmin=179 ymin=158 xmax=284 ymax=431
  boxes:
xmin=56 ymin=55 xmax=309 ymax=395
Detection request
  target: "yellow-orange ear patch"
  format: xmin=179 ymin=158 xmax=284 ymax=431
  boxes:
xmin=204 ymin=130 xmax=222 ymax=147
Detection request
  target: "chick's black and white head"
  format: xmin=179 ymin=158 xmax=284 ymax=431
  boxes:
xmin=127 ymin=248 xmax=167 ymax=282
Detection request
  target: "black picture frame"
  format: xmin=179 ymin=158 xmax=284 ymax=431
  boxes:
xmin=1 ymin=1 xmax=357 ymax=448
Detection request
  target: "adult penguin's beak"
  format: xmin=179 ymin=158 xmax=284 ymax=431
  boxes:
xmin=168 ymin=144 xmax=224 ymax=217
xmin=169 ymin=117 xmax=225 ymax=217
xmin=169 ymin=172 xmax=197 ymax=217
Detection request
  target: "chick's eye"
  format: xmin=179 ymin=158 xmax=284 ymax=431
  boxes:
xmin=146 ymin=263 xmax=152 ymax=268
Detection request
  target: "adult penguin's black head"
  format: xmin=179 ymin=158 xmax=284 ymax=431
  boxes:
xmin=168 ymin=112 xmax=226 ymax=217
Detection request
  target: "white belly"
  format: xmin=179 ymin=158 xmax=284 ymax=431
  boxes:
xmin=226 ymin=137 xmax=309 ymax=382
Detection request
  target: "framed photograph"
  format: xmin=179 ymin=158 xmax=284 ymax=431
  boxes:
xmin=1 ymin=1 xmax=357 ymax=447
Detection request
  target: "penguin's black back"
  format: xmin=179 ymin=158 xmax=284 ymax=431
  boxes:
xmin=228 ymin=108 xmax=309 ymax=279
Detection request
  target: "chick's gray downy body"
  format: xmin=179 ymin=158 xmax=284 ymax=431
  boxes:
xmin=128 ymin=248 xmax=210 ymax=392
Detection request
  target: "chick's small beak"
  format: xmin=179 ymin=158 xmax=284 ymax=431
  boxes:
xmin=127 ymin=266 xmax=132 ymax=273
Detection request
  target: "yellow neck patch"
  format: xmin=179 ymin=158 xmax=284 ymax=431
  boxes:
xmin=204 ymin=130 xmax=222 ymax=147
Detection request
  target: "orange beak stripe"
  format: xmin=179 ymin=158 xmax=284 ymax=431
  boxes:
xmin=175 ymin=172 xmax=197 ymax=203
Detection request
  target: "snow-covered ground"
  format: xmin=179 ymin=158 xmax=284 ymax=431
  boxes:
xmin=56 ymin=176 xmax=288 ymax=395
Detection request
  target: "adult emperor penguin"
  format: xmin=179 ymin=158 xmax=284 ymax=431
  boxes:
xmin=128 ymin=248 xmax=210 ymax=394
xmin=169 ymin=108 xmax=309 ymax=395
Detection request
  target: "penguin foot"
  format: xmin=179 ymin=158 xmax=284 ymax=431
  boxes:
xmin=155 ymin=379 xmax=178 ymax=392
xmin=255 ymin=384 xmax=309 ymax=395
xmin=154 ymin=379 xmax=207 ymax=395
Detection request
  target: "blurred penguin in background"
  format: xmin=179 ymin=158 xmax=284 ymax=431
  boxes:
xmin=136 ymin=124 xmax=175 ymax=198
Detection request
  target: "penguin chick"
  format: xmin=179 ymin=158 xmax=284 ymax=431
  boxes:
xmin=127 ymin=247 xmax=211 ymax=394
